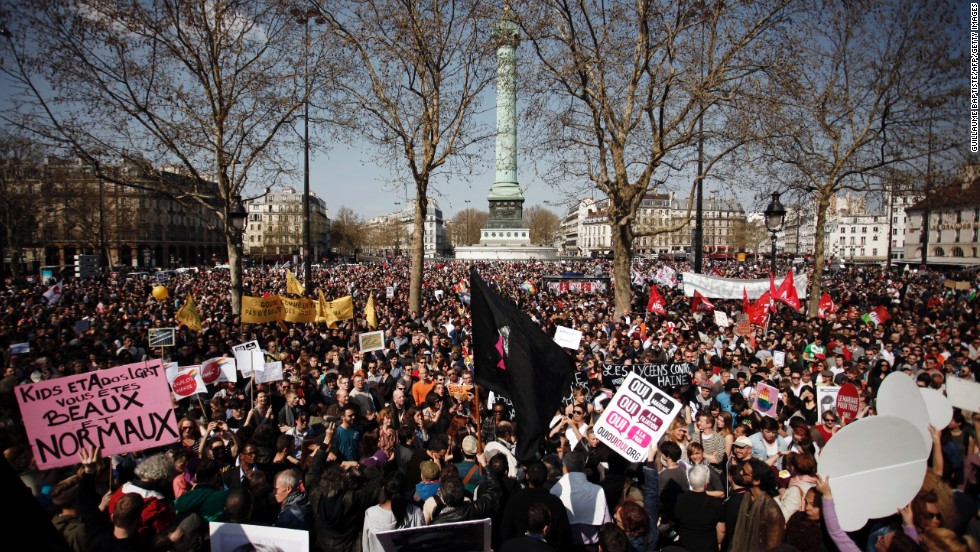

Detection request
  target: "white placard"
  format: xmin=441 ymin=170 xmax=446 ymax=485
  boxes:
xmin=593 ymin=372 xmax=682 ymax=463
xmin=713 ymin=310 xmax=730 ymax=328
xmin=875 ymin=372 xmax=933 ymax=456
xmin=376 ymin=518 xmax=490 ymax=552
xmin=553 ymin=325 xmax=583 ymax=350
xmin=210 ymin=521 xmax=310 ymax=552
xmin=817 ymin=415 xmax=928 ymax=532
xmin=946 ymin=376 xmax=980 ymax=412
xmin=201 ymin=357 xmax=238 ymax=384
xmin=772 ymin=351 xmax=786 ymax=368
xmin=434 ymin=289 xmax=444 ymax=301
xmin=817 ymin=385 xmax=840 ymax=418
xmin=386 ymin=286 xmax=395 ymax=299
xmin=232 ymin=340 xmax=263 ymax=378
xmin=254 ymin=361 xmax=283 ymax=385
xmin=358 ymin=330 xmax=386 ymax=353
xmin=165 ymin=364 xmax=207 ymax=399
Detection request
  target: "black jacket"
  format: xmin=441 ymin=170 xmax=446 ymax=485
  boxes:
xmin=305 ymin=447 xmax=381 ymax=552
xmin=430 ymin=473 xmax=502 ymax=525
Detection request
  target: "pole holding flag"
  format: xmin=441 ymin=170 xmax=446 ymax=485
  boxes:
xmin=470 ymin=268 xmax=575 ymax=464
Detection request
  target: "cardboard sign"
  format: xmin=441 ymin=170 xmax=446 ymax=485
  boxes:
xmin=754 ymin=382 xmax=779 ymax=418
xmin=358 ymin=331 xmax=386 ymax=353
xmin=447 ymin=383 xmax=474 ymax=401
xmin=254 ymin=361 xmax=284 ymax=385
xmin=836 ymin=383 xmax=860 ymax=423
xmin=15 ymin=359 xmax=178 ymax=469
xmin=376 ymin=518 xmax=490 ymax=552
xmin=210 ymin=522 xmax=310 ymax=552
xmin=946 ymin=376 xmax=980 ymax=412
xmin=232 ymin=340 xmax=263 ymax=377
xmin=148 ymin=327 xmax=176 ymax=348
xmin=593 ymin=372 xmax=682 ymax=463
xmin=601 ymin=363 xmax=692 ymax=390
xmin=553 ymin=325 xmax=583 ymax=350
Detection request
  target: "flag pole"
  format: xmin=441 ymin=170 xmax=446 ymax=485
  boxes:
xmin=474 ymin=382 xmax=484 ymax=452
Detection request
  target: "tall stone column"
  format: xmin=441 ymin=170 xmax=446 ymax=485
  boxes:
xmin=486 ymin=15 xmax=524 ymax=231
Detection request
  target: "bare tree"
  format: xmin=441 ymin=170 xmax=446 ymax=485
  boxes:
xmin=514 ymin=0 xmax=791 ymax=314
xmin=750 ymin=0 xmax=964 ymax=314
xmin=523 ymin=205 xmax=560 ymax=245
xmin=314 ymin=0 xmax=495 ymax=313
xmin=448 ymin=207 xmax=489 ymax=245
xmin=729 ymin=219 xmax=768 ymax=255
xmin=329 ymin=206 xmax=366 ymax=259
xmin=0 ymin=134 xmax=44 ymax=277
xmin=1 ymin=0 xmax=319 ymax=313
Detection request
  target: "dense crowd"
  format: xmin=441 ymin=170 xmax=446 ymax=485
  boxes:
xmin=1 ymin=257 xmax=979 ymax=552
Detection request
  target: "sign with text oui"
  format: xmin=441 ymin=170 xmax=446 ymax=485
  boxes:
xmin=15 ymin=359 xmax=178 ymax=469
xmin=594 ymin=372 xmax=682 ymax=463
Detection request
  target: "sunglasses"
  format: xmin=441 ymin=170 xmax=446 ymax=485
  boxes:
xmin=573 ymin=411 xmax=584 ymax=415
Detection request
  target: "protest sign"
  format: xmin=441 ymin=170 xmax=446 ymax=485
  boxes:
xmin=713 ymin=310 xmax=730 ymax=327
xmin=74 ymin=319 xmax=91 ymax=335
xmin=601 ymin=363 xmax=691 ymax=390
xmin=376 ymin=518 xmax=490 ymax=552
xmin=594 ymin=372 xmax=681 ymax=463
xmin=16 ymin=359 xmax=177 ymax=469
xmin=148 ymin=327 xmax=176 ymax=348
xmin=386 ymin=286 xmax=395 ymax=299
xmin=817 ymin=385 xmax=840 ymax=419
xmin=166 ymin=364 xmax=207 ymax=399
xmin=201 ymin=357 xmax=238 ymax=384
xmin=754 ymin=382 xmax=779 ymax=418
xmin=280 ymin=297 xmax=317 ymax=323
xmin=210 ymin=522 xmax=310 ymax=552
xmin=10 ymin=342 xmax=29 ymax=354
xmin=946 ymin=376 xmax=980 ymax=412
xmin=358 ymin=330 xmax=386 ymax=353
xmin=772 ymin=351 xmax=786 ymax=368
xmin=255 ymin=361 xmax=284 ymax=385
xmin=447 ymin=383 xmax=474 ymax=401
xmin=553 ymin=325 xmax=583 ymax=350
xmin=876 ymin=372 xmax=939 ymax=455
xmin=232 ymin=340 xmax=263 ymax=377
xmin=836 ymin=383 xmax=860 ymax=424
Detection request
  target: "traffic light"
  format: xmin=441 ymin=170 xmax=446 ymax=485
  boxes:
xmin=74 ymin=255 xmax=99 ymax=279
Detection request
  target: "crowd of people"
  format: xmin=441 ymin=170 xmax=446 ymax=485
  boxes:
xmin=1 ymin=257 xmax=979 ymax=552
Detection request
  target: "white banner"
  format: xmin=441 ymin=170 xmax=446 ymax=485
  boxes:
xmin=682 ymin=272 xmax=809 ymax=300
xmin=232 ymin=340 xmax=263 ymax=378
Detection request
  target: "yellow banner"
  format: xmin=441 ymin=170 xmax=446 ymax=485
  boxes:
xmin=365 ymin=292 xmax=377 ymax=329
xmin=176 ymin=293 xmax=203 ymax=333
xmin=286 ymin=269 xmax=306 ymax=296
xmin=241 ymin=295 xmax=285 ymax=324
xmin=281 ymin=297 xmax=317 ymax=323
xmin=323 ymin=295 xmax=354 ymax=328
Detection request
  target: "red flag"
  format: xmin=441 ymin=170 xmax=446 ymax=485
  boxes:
xmin=870 ymin=305 xmax=891 ymax=325
xmin=774 ymin=271 xmax=802 ymax=310
xmin=818 ymin=292 xmax=837 ymax=318
xmin=646 ymin=286 xmax=667 ymax=316
xmin=743 ymin=287 xmax=750 ymax=314
xmin=692 ymin=290 xmax=715 ymax=314
xmin=747 ymin=291 xmax=772 ymax=326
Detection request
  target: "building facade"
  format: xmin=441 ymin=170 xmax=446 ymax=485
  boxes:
xmin=244 ymin=187 xmax=329 ymax=263
xmin=365 ymin=197 xmax=449 ymax=258
xmin=825 ymin=214 xmax=890 ymax=263
xmin=904 ymin=169 xmax=980 ymax=267
xmin=1 ymin=157 xmax=225 ymax=273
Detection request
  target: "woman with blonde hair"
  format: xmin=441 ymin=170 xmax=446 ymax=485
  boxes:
xmin=919 ymin=527 xmax=979 ymax=552
xmin=656 ymin=418 xmax=691 ymax=469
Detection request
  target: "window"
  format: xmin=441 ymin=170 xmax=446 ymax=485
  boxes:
xmin=952 ymin=247 xmax=964 ymax=257
xmin=933 ymin=247 xmax=945 ymax=257
xmin=873 ymin=248 xmax=878 ymax=256
xmin=862 ymin=227 xmax=867 ymax=233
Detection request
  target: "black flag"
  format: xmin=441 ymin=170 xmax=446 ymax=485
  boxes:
xmin=470 ymin=268 xmax=575 ymax=464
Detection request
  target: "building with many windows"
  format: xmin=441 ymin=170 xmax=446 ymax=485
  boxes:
xmin=826 ymin=214 xmax=889 ymax=263
xmin=364 ymin=197 xmax=449 ymax=258
xmin=904 ymin=168 xmax=980 ymax=267
xmin=244 ymin=187 xmax=329 ymax=263
xmin=1 ymin=157 xmax=225 ymax=274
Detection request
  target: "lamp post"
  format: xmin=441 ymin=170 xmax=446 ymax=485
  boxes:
xmin=228 ymin=194 xmax=248 ymax=314
xmin=764 ymin=192 xmax=786 ymax=277
xmin=293 ymin=8 xmax=324 ymax=290
xmin=464 ymin=199 xmax=471 ymax=245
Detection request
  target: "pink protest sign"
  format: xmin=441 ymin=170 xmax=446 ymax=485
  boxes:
xmin=15 ymin=359 xmax=179 ymax=469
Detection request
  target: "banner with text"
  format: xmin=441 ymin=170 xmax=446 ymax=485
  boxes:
xmin=241 ymin=295 xmax=284 ymax=324
xmin=15 ymin=360 xmax=178 ymax=469
xmin=601 ymin=362 xmax=692 ymax=390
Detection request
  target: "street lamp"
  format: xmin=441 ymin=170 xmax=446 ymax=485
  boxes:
xmin=764 ymin=192 xmax=785 ymax=276
xmin=228 ymin=194 xmax=248 ymax=314
xmin=464 ymin=199 xmax=471 ymax=245
xmin=293 ymin=8 xmax=325 ymax=290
